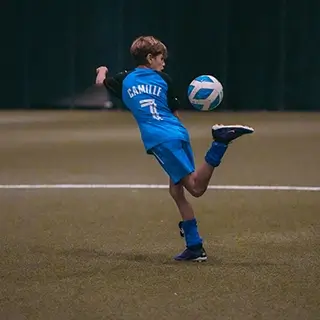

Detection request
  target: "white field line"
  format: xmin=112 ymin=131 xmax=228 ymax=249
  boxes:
xmin=0 ymin=184 xmax=319 ymax=191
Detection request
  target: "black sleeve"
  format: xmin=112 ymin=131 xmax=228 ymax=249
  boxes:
xmin=157 ymin=71 xmax=181 ymax=112
xmin=103 ymin=71 xmax=129 ymax=100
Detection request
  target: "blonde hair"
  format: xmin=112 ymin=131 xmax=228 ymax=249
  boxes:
xmin=130 ymin=36 xmax=167 ymax=65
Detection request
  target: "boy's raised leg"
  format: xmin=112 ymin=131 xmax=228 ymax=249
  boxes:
xmin=181 ymin=124 xmax=254 ymax=198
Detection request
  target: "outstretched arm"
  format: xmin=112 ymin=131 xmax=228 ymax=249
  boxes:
xmin=95 ymin=66 xmax=128 ymax=100
xmin=95 ymin=66 xmax=108 ymax=85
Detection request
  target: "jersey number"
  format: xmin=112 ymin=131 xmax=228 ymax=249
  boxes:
xmin=139 ymin=99 xmax=163 ymax=120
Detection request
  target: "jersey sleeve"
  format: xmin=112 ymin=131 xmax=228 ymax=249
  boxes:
xmin=103 ymin=71 xmax=128 ymax=100
xmin=157 ymin=72 xmax=181 ymax=112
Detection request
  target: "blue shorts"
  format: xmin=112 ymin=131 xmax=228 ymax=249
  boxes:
xmin=150 ymin=140 xmax=195 ymax=184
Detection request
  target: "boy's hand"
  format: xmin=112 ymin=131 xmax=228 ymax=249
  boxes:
xmin=95 ymin=66 xmax=108 ymax=85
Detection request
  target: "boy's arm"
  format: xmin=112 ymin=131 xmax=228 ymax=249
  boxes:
xmin=95 ymin=65 xmax=128 ymax=100
xmin=173 ymin=110 xmax=180 ymax=119
xmin=95 ymin=66 xmax=108 ymax=84
xmin=157 ymin=72 xmax=181 ymax=117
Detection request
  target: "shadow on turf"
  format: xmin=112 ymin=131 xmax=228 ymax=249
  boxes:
xmin=58 ymin=247 xmax=281 ymax=268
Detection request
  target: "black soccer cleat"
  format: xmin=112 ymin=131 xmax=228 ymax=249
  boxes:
xmin=212 ymin=124 xmax=254 ymax=144
xmin=174 ymin=244 xmax=207 ymax=262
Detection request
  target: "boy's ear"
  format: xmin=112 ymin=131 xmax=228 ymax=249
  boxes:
xmin=146 ymin=53 xmax=152 ymax=64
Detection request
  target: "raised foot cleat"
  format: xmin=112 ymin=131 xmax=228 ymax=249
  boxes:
xmin=212 ymin=124 xmax=254 ymax=144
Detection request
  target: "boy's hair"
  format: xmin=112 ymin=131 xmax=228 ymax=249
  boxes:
xmin=130 ymin=36 xmax=168 ymax=65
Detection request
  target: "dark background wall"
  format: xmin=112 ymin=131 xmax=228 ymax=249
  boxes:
xmin=2 ymin=0 xmax=320 ymax=110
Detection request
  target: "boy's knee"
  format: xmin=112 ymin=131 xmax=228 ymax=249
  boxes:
xmin=169 ymin=183 xmax=184 ymax=200
xmin=189 ymin=187 xmax=205 ymax=198
xmin=181 ymin=175 xmax=206 ymax=198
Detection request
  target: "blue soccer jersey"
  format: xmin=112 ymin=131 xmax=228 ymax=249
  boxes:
xmin=104 ymin=68 xmax=190 ymax=152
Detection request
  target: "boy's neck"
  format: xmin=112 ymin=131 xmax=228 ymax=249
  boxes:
xmin=136 ymin=65 xmax=150 ymax=69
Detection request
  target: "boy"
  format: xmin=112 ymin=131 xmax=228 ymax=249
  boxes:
xmin=95 ymin=36 xmax=254 ymax=262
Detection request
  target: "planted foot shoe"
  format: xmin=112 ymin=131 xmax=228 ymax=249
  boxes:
xmin=174 ymin=244 xmax=207 ymax=262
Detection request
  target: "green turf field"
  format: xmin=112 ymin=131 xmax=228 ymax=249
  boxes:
xmin=0 ymin=111 xmax=319 ymax=319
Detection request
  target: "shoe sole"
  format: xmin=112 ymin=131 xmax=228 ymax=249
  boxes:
xmin=174 ymin=256 xmax=208 ymax=262
xmin=192 ymin=256 xmax=208 ymax=262
xmin=212 ymin=124 xmax=255 ymax=133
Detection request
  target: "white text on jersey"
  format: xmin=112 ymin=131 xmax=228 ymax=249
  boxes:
xmin=127 ymin=85 xmax=162 ymax=98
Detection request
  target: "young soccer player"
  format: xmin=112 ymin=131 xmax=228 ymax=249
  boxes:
xmin=95 ymin=36 xmax=254 ymax=262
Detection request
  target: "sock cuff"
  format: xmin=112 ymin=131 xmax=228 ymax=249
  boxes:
xmin=205 ymin=141 xmax=228 ymax=167
xmin=182 ymin=218 xmax=197 ymax=230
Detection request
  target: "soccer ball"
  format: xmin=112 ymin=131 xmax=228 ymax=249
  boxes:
xmin=187 ymin=75 xmax=223 ymax=111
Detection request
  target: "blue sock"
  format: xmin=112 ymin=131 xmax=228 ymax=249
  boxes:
xmin=183 ymin=218 xmax=202 ymax=247
xmin=205 ymin=141 xmax=228 ymax=167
